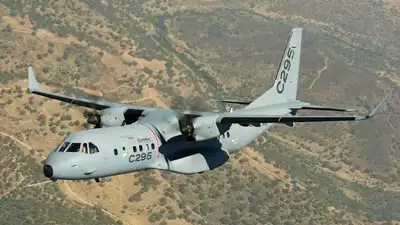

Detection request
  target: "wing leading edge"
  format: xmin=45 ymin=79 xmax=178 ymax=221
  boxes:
xmin=28 ymin=67 xmax=116 ymax=110
xmin=217 ymin=94 xmax=388 ymax=124
xmin=27 ymin=67 xmax=218 ymax=117
xmin=27 ymin=67 xmax=158 ymax=114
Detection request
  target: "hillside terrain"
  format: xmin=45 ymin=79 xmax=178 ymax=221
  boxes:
xmin=0 ymin=0 xmax=399 ymax=225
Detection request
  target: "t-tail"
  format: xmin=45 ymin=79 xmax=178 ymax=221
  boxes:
xmin=246 ymin=28 xmax=302 ymax=108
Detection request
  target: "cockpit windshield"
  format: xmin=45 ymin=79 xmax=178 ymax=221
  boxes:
xmin=55 ymin=141 xmax=99 ymax=154
xmin=66 ymin=143 xmax=81 ymax=152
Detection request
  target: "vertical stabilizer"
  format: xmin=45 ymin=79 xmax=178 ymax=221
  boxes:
xmin=247 ymin=28 xmax=302 ymax=108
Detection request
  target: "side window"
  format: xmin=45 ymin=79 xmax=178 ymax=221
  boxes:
xmin=133 ymin=146 xmax=137 ymax=153
xmin=59 ymin=142 xmax=70 ymax=152
xmin=139 ymin=145 xmax=143 ymax=151
xmin=146 ymin=144 xmax=149 ymax=150
xmin=227 ymin=132 xmax=230 ymax=138
xmin=151 ymin=143 xmax=155 ymax=150
xmin=66 ymin=143 xmax=81 ymax=152
xmin=114 ymin=149 xmax=118 ymax=155
xmin=89 ymin=143 xmax=99 ymax=154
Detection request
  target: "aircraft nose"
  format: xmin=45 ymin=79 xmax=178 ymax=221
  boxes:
xmin=43 ymin=165 xmax=53 ymax=178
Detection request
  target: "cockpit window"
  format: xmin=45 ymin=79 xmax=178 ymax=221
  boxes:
xmin=66 ymin=143 xmax=81 ymax=152
xmin=58 ymin=142 xmax=70 ymax=152
xmin=82 ymin=143 xmax=88 ymax=154
xmin=89 ymin=142 xmax=99 ymax=154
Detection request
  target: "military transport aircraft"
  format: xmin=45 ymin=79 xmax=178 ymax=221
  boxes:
xmin=27 ymin=28 xmax=387 ymax=182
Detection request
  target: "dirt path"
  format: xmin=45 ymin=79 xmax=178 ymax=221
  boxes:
xmin=235 ymin=152 xmax=307 ymax=191
xmin=60 ymin=181 xmax=129 ymax=224
xmin=308 ymin=51 xmax=329 ymax=90
xmin=387 ymin=116 xmax=400 ymax=133
xmin=0 ymin=131 xmax=34 ymax=152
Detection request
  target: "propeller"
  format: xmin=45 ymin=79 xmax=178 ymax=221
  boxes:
xmin=177 ymin=114 xmax=197 ymax=141
xmin=81 ymin=94 xmax=105 ymax=129
xmin=83 ymin=109 xmax=102 ymax=128
xmin=170 ymin=96 xmax=208 ymax=141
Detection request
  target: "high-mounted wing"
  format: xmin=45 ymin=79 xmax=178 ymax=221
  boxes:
xmin=221 ymin=98 xmax=355 ymax=112
xmin=28 ymin=67 xmax=119 ymax=110
xmin=27 ymin=67 xmax=218 ymax=118
xmin=217 ymin=94 xmax=388 ymax=124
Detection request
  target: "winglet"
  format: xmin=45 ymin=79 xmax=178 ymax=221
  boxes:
xmin=365 ymin=91 xmax=390 ymax=119
xmin=28 ymin=67 xmax=39 ymax=92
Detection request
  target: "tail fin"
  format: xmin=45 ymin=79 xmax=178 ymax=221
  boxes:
xmin=247 ymin=28 xmax=302 ymax=108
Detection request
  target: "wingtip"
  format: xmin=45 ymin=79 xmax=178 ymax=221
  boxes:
xmin=366 ymin=91 xmax=390 ymax=118
xmin=28 ymin=66 xmax=39 ymax=92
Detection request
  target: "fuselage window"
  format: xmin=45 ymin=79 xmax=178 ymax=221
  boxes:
xmin=151 ymin=143 xmax=155 ymax=150
xmin=226 ymin=132 xmax=230 ymax=138
xmin=133 ymin=146 xmax=137 ymax=153
xmin=146 ymin=144 xmax=149 ymax=150
xmin=89 ymin=142 xmax=99 ymax=154
xmin=123 ymin=147 xmax=125 ymax=151
xmin=82 ymin=143 xmax=88 ymax=154
xmin=66 ymin=143 xmax=81 ymax=152
xmin=59 ymin=142 xmax=70 ymax=152
xmin=114 ymin=149 xmax=118 ymax=155
xmin=139 ymin=145 xmax=143 ymax=151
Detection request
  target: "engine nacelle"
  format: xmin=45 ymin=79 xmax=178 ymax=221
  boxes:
xmin=192 ymin=115 xmax=224 ymax=141
xmin=100 ymin=107 xmax=127 ymax=127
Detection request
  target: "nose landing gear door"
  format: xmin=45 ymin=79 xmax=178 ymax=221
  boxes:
xmin=84 ymin=168 xmax=96 ymax=175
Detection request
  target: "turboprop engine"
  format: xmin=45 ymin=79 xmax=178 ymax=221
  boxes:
xmin=86 ymin=107 xmax=142 ymax=128
xmin=192 ymin=115 xmax=226 ymax=141
xmin=139 ymin=109 xmax=227 ymax=142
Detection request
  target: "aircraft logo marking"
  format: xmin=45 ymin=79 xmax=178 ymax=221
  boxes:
xmin=137 ymin=137 xmax=151 ymax=142
xmin=276 ymin=47 xmax=295 ymax=94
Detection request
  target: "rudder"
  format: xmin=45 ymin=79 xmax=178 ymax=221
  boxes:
xmin=247 ymin=28 xmax=302 ymax=108
xmin=273 ymin=27 xmax=302 ymax=100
